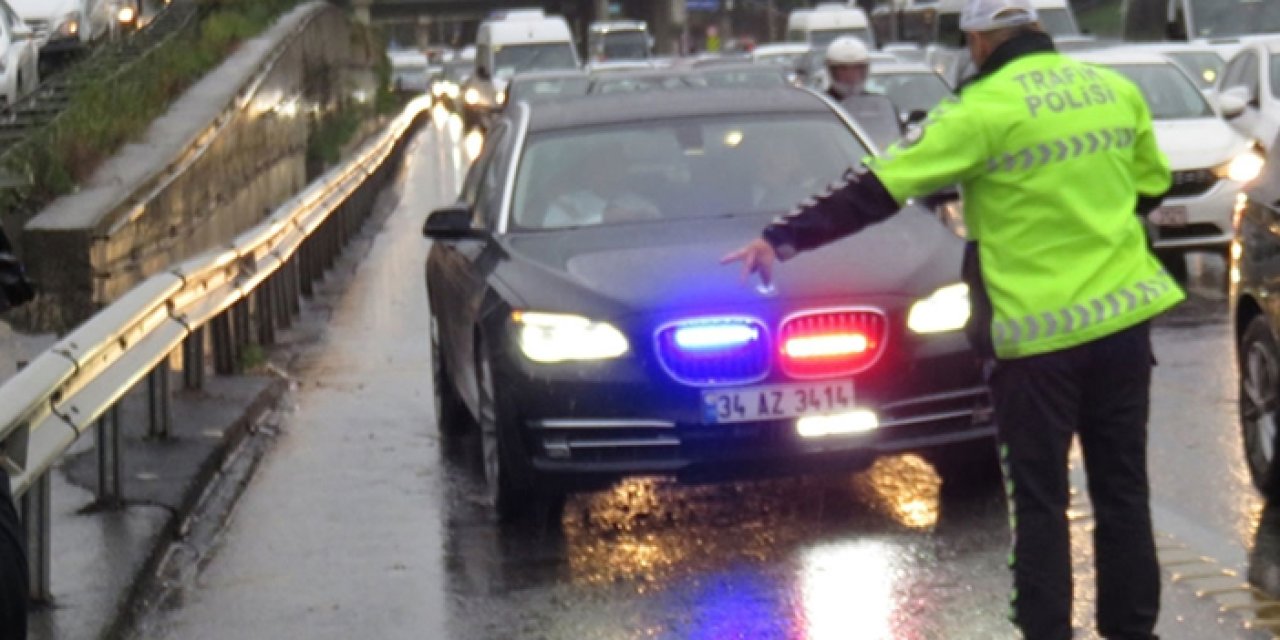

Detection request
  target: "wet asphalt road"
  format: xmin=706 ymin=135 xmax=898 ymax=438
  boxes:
xmin=132 ymin=117 xmax=1280 ymax=639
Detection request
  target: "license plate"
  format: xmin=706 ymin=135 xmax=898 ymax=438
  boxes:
xmin=702 ymin=381 xmax=856 ymax=424
xmin=1150 ymin=205 xmax=1188 ymax=227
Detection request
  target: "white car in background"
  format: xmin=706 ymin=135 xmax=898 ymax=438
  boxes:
xmin=0 ymin=0 xmax=38 ymax=110
xmin=10 ymin=0 xmax=113 ymax=58
xmin=1217 ymin=38 xmax=1280 ymax=151
xmin=1079 ymin=51 xmax=1265 ymax=273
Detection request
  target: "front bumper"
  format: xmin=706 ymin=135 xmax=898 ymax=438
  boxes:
xmin=38 ymin=35 xmax=86 ymax=57
xmin=495 ymin=329 xmax=993 ymax=487
xmin=1150 ymin=178 xmax=1239 ymax=251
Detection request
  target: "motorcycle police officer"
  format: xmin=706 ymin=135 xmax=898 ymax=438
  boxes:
xmin=724 ymin=0 xmax=1179 ymax=637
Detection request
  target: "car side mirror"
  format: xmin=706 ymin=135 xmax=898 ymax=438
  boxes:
xmin=423 ymin=204 xmax=486 ymax=240
xmin=1220 ymin=86 xmax=1251 ymax=119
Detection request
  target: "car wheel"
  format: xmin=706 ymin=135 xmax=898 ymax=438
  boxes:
xmin=476 ymin=338 xmax=536 ymax=522
xmin=1241 ymin=316 xmax=1280 ymax=497
xmin=430 ymin=314 xmax=471 ymax=436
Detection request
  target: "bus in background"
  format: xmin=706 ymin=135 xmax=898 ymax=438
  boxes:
xmin=788 ymin=3 xmax=877 ymax=51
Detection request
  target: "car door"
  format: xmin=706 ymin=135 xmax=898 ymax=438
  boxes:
xmin=430 ymin=123 xmax=513 ymax=409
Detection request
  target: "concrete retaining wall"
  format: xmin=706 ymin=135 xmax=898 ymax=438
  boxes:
xmin=22 ymin=2 xmax=379 ymax=333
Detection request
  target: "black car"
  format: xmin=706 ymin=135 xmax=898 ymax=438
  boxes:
xmin=1232 ymin=137 xmax=1280 ymax=497
xmin=424 ymin=89 xmax=994 ymax=520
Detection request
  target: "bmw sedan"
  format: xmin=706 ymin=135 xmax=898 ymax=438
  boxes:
xmin=425 ymin=89 xmax=994 ymax=520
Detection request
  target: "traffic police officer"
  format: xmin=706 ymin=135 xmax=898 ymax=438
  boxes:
xmin=723 ymin=0 xmax=1180 ymax=637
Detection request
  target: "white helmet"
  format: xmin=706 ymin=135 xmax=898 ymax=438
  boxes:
xmin=825 ymin=36 xmax=869 ymax=66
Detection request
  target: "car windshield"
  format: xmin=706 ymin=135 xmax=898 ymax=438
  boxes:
xmin=590 ymin=74 xmax=704 ymax=94
xmin=512 ymin=114 xmax=868 ymax=230
xmin=699 ymin=68 xmax=788 ymax=88
xmin=810 ymin=28 xmax=873 ymax=50
xmin=756 ymin=52 xmax=806 ymax=69
xmin=1037 ymin=8 xmax=1080 ymax=36
xmin=601 ymin=31 xmax=648 ymax=60
xmin=509 ymin=76 xmax=590 ymax=104
xmin=1186 ymin=0 xmax=1280 ymax=38
xmin=865 ymin=71 xmax=952 ymax=115
xmin=494 ymin=43 xmax=578 ymax=77
xmin=1164 ymin=51 xmax=1224 ymax=90
xmin=1108 ymin=63 xmax=1213 ymax=120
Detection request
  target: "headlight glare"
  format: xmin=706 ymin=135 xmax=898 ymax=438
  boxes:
xmin=463 ymin=87 xmax=482 ymax=105
xmin=1216 ymin=149 xmax=1266 ymax=183
xmin=514 ymin=311 xmax=629 ymax=363
xmin=908 ymin=283 xmax=971 ymax=334
xmin=496 ymin=90 xmax=507 ymax=105
xmin=57 ymin=12 xmax=80 ymax=37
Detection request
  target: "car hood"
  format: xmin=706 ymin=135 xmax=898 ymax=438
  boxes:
xmin=491 ymin=208 xmax=964 ymax=320
xmin=1154 ymin=118 xmax=1249 ymax=170
xmin=9 ymin=0 xmax=77 ymax=21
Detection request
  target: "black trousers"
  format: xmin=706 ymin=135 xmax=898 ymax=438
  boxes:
xmin=991 ymin=322 xmax=1159 ymax=640
xmin=0 ymin=473 xmax=26 ymax=640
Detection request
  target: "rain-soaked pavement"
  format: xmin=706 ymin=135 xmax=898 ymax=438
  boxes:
xmin=128 ymin=117 xmax=1280 ymax=639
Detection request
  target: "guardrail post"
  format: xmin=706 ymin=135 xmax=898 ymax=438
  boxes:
xmin=297 ymin=244 xmax=314 ymax=298
xmin=96 ymin=404 xmax=122 ymax=505
xmin=147 ymin=357 xmax=172 ymax=439
xmin=286 ymin=257 xmax=301 ymax=316
xmin=22 ymin=473 xmax=51 ymax=603
xmin=274 ymin=268 xmax=293 ymax=330
xmin=183 ymin=326 xmax=206 ymax=390
xmin=232 ymin=300 xmax=251 ymax=370
xmin=255 ymin=282 xmax=276 ymax=347
xmin=211 ymin=311 xmax=236 ymax=375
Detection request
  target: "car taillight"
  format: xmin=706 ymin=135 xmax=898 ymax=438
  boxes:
xmin=778 ymin=310 xmax=886 ymax=378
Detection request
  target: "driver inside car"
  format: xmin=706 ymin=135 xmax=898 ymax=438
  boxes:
xmin=543 ymin=142 xmax=660 ymax=227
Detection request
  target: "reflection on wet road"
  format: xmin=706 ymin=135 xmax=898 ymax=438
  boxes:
xmin=138 ymin=124 xmax=1280 ymax=639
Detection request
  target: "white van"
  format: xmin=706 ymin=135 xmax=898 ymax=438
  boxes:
xmin=461 ymin=8 xmax=579 ymax=129
xmin=9 ymin=0 xmax=113 ymax=58
xmin=787 ymin=3 xmax=877 ymax=51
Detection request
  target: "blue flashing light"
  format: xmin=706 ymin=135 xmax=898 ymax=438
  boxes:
xmin=674 ymin=324 xmax=760 ymax=351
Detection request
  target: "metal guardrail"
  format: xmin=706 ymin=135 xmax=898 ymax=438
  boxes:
xmin=0 ymin=96 xmax=430 ymax=600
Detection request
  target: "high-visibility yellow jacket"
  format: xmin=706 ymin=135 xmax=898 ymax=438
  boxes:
xmin=763 ymin=31 xmax=1183 ymax=359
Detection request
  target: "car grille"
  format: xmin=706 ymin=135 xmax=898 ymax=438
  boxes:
xmin=1154 ymin=222 xmax=1224 ymax=241
xmin=778 ymin=309 xmax=887 ymax=378
xmin=1168 ymin=168 xmax=1218 ymax=199
xmin=655 ymin=317 xmax=770 ymax=386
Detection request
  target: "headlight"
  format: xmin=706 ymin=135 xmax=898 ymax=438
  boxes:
xmin=117 ymin=5 xmax=137 ymax=24
xmin=56 ymin=12 xmax=80 ymax=37
xmin=432 ymin=83 xmax=445 ymax=97
xmin=907 ymin=283 xmax=971 ymax=334
xmin=513 ymin=311 xmax=630 ymax=363
xmin=1215 ymin=149 xmax=1266 ymax=184
xmin=446 ymin=84 xmax=460 ymax=99
xmin=464 ymin=87 xmax=482 ymax=105
xmin=496 ymin=90 xmax=506 ymax=105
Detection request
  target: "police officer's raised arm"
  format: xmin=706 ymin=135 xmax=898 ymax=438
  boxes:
xmin=722 ymin=97 xmax=991 ymax=283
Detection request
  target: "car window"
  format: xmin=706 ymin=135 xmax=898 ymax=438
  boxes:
xmin=1243 ymin=50 xmax=1262 ymax=101
xmin=509 ymin=76 xmax=590 ymax=104
xmin=865 ymin=71 xmax=952 ymax=115
xmin=699 ymin=68 xmax=787 ymax=88
xmin=511 ymin=114 xmax=869 ymax=230
xmin=475 ymin=125 xmax=512 ymax=229
xmin=1164 ymin=51 xmax=1224 ymax=90
xmin=1271 ymin=54 xmax=1280 ymax=101
xmin=1221 ymin=50 xmax=1252 ymax=92
xmin=1108 ymin=63 xmax=1214 ymax=120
